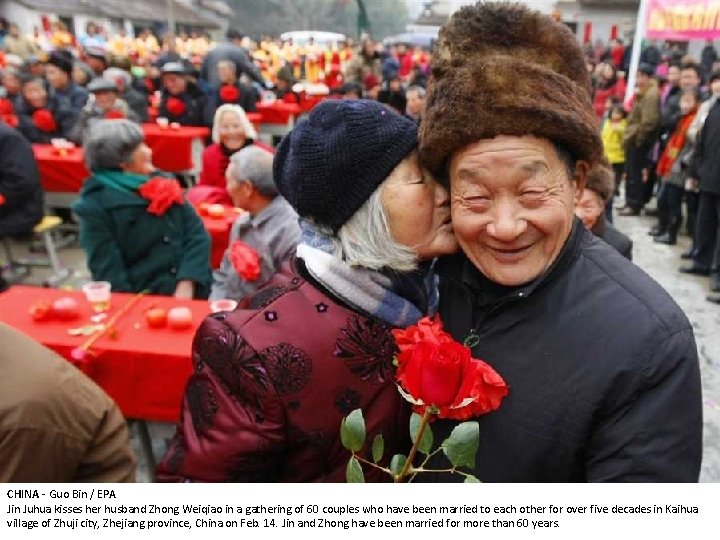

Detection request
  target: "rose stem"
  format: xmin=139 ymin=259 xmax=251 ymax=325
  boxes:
xmin=397 ymin=407 xmax=433 ymax=481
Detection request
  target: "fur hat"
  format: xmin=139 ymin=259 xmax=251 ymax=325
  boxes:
xmin=419 ymin=2 xmax=603 ymax=175
xmin=274 ymin=99 xmax=418 ymax=233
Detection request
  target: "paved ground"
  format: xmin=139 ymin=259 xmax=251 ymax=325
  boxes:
xmin=2 ymin=207 xmax=718 ymax=482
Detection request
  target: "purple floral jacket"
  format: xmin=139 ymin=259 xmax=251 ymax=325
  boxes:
xmin=157 ymin=262 xmax=408 ymax=482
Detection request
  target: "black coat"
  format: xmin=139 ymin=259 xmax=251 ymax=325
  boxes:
xmin=422 ymin=222 xmax=701 ymax=482
xmin=207 ymin=82 xmax=258 ymax=120
xmin=15 ymin=94 xmax=78 ymax=144
xmin=689 ymin=99 xmax=720 ymax=195
xmin=0 ymin=123 xmax=43 ymax=236
xmin=159 ymin=81 xmax=209 ymax=127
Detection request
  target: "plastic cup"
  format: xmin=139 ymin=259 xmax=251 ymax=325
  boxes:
xmin=82 ymin=281 xmax=112 ymax=313
xmin=157 ymin=117 xmax=169 ymax=128
xmin=210 ymin=299 xmax=238 ymax=314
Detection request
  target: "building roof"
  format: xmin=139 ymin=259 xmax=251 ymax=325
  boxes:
xmin=15 ymin=0 xmax=220 ymax=28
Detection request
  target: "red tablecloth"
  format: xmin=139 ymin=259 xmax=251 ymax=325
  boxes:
xmin=33 ymin=144 xmax=89 ymax=193
xmin=298 ymin=94 xmax=326 ymax=114
xmin=0 ymin=286 xmax=211 ymax=422
xmin=196 ymin=205 xmax=243 ymax=268
xmin=142 ymin=123 xmax=209 ymax=172
xmin=256 ymin=101 xmax=301 ymax=125
xmin=246 ymin=111 xmax=262 ymax=132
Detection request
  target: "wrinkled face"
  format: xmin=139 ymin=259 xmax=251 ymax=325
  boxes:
xmin=121 ymin=142 xmax=154 ymax=175
xmin=217 ymin=63 xmax=236 ymax=84
xmin=23 ymin=80 xmax=47 ymax=108
xmin=225 ymin=162 xmax=252 ymax=209
xmin=575 ymin=188 xmax=604 ymax=230
xmin=667 ymin=66 xmax=681 ymax=86
xmin=380 ymin=151 xmax=458 ymax=260
xmin=406 ymin=90 xmax=424 ymax=118
xmin=93 ymin=90 xmax=117 ymax=111
xmin=680 ymin=68 xmax=700 ymax=91
xmin=45 ymin=65 xmax=69 ymax=89
xmin=450 ymin=136 xmax=585 ymax=286
xmin=163 ymin=73 xmax=187 ymax=96
xmin=218 ymin=111 xmax=247 ymax=150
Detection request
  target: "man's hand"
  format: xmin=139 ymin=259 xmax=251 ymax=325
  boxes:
xmin=174 ymin=280 xmax=195 ymax=300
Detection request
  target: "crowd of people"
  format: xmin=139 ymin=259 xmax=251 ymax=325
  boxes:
xmin=0 ymin=2 xmax=709 ymax=483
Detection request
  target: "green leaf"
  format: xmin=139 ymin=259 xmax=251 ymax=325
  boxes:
xmin=372 ymin=434 xmax=385 ymax=464
xmin=409 ymin=413 xmax=434 ymax=455
xmin=464 ymin=474 xmax=481 ymax=483
xmin=346 ymin=457 xmax=365 ymax=483
xmin=389 ymin=454 xmax=407 ymax=477
xmin=441 ymin=421 xmax=479 ymax=470
xmin=340 ymin=409 xmax=366 ymax=452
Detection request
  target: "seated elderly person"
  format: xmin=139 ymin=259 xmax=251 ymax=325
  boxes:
xmin=417 ymin=3 xmax=701 ymax=482
xmin=103 ymin=67 xmax=149 ymax=123
xmin=15 ymin=76 xmax=78 ymax=144
xmin=187 ymin=104 xmax=273 ymax=206
xmin=72 ymin=120 xmax=212 ymax=299
xmin=210 ymin=145 xmax=300 ymax=300
xmin=157 ymin=100 xmax=458 ymax=482
xmin=45 ymin=50 xmax=89 ymax=112
xmin=575 ymin=163 xmax=633 ymax=260
xmin=69 ymin=78 xmax=138 ymax=144
xmin=158 ymin=62 xmax=208 ymax=127
xmin=208 ymin=59 xmax=258 ymax=116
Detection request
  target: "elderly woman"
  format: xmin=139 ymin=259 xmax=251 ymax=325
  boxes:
xmin=210 ymin=145 xmax=300 ymax=300
xmin=72 ymin=120 xmax=212 ymax=299
xmin=157 ymin=99 xmax=457 ymax=482
xmin=416 ymin=2 xmax=700 ymax=482
xmin=575 ymin=163 xmax=633 ymax=259
xmin=69 ymin=78 xmax=138 ymax=144
xmin=187 ymin=104 xmax=272 ymax=206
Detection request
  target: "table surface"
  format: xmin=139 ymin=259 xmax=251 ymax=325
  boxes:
xmin=33 ymin=144 xmax=89 ymax=194
xmin=142 ymin=123 xmax=210 ymax=139
xmin=0 ymin=285 xmax=211 ymax=422
xmin=196 ymin=205 xmax=244 ymax=268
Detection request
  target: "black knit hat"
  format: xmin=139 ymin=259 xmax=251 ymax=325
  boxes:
xmin=274 ymin=99 xmax=418 ymax=232
xmin=47 ymin=50 xmax=73 ymax=75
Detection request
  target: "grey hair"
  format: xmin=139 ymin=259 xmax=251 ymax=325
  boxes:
xmin=227 ymin=145 xmax=277 ymax=198
xmin=323 ymin=186 xmax=418 ymax=272
xmin=84 ymin=119 xmax=144 ymax=171
xmin=217 ymin=59 xmax=236 ymax=75
xmin=211 ymin=104 xmax=258 ymax=143
xmin=406 ymin=85 xmax=426 ymax=98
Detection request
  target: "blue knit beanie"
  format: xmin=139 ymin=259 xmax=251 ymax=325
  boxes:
xmin=273 ymin=99 xmax=418 ymax=233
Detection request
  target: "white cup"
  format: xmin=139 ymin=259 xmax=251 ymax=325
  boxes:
xmin=82 ymin=281 xmax=112 ymax=312
xmin=157 ymin=117 xmax=169 ymax=128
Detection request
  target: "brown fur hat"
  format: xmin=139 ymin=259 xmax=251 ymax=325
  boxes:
xmin=584 ymin=161 xmax=615 ymax=203
xmin=419 ymin=2 xmax=603 ymax=175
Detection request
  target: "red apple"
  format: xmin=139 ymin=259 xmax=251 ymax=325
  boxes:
xmin=145 ymin=307 xmax=167 ymax=328
xmin=52 ymin=296 xmax=80 ymax=320
xmin=168 ymin=307 xmax=193 ymax=330
xmin=29 ymin=301 xmax=52 ymax=321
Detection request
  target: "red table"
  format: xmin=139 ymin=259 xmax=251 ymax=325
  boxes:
xmin=142 ymin=123 xmax=210 ymax=173
xmin=246 ymin=111 xmax=262 ymax=133
xmin=33 ymin=144 xmax=89 ymax=193
xmin=0 ymin=286 xmax=211 ymax=423
xmin=257 ymin=101 xmax=301 ymax=125
xmin=196 ymin=205 xmax=244 ymax=268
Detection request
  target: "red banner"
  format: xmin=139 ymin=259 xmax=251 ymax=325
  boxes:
xmin=646 ymin=0 xmax=720 ymax=40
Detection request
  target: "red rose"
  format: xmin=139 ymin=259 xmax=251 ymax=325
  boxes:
xmin=105 ymin=108 xmax=126 ymax=120
xmin=219 ymin=84 xmax=240 ymax=103
xmin=0 ymin=193 xmax=5 ymax=206
xmin=138 ymin=177 xmax=185 ymax=216
xmin=229 ymin=240 xmax=261 ymax=281
xmin=32 ymin=108 xmax=57 ymax=133
xmin=1 ymin=114 xmax=18 ymax=128
xmin=166 ymin=96 xmax=186 ymax=117
xmin=394 ymin=316 xmax=508 ymax=420
xmin=0 ymin=98 xmax=14 ymax=115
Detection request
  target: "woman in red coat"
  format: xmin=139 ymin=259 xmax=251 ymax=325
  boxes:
xmin=592 ymin=63 xmax=627 ymax=122
xmin=157 ymin=100 xmax=458 ymax=482
xmin=187 ymin=104 xmax=272 ymax=206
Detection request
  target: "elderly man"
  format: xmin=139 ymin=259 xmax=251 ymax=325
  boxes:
xmin=405 ymin=85 xmax=426 ymax=123
xmin=210 ymin=145 xmax=300 ymax=301
xmin=418 ymin=2 xmax=701 ymax=482
xmin=158 ymin=62 xmax=208 ymax=127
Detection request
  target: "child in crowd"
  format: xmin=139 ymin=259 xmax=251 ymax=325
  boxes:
xmin=601 ymin=102 xmax=627 ymax=222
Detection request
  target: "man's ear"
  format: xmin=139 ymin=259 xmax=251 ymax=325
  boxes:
xmin=572 ymin=160 xmax=590 ymax=203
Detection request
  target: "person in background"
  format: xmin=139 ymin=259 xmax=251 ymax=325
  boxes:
xmin=0 ymin=121 xmax=43 ymax=292
xmin=72 ymin=120 xmax=212 ymax=298
xmin=158 ymin=62 xmax=208 ymax=127
xmin=188 ymin=104 xmax=272 ymax=206
xmin=84 ymin=47 xmax=109 ymax=79
xmin=405 ymin=85 xmax=425 ymax=123
xmin=45 ymin=50 xmax=89 ymax=112
xmin=15 ymin=76 xmax=78 ymax=144
xmin=1 ymin=66 xmax=22 ymax=104
xmin=201 ymin=29 xmax=266 ymax=88
xmin=23 ymin=55 xmax=44 ymax=78
xmin=2 ymin=23 xmax=39 ymax=60
xmin=345 ymin=38 xmax=382 ymax=85
xmin=208 ymin=59 xmax=258 ymax=119
xmin=575 ymin=163 xmax=633 ymax=260
xmin=103 ymin=66 xmax=148 ymax=123
xmin=49 ymin=21 xmax=73 ymax=49
xmin=70 ymin=78 xmax=138 ymax=144
xmin=378 ymin=75 xmax=407 ymax=115
xmin=592 ymin=63 xmax=626 ymax=121
xmin=701 ymin=39 xmax=718 ymax=80
xmin=157 ymin=99 xmax=457 ymax=482
xmin=72 ymin=61 xmax=94 ymax=88
xmin=210 ymin=146 xmax=300 ymax=300
xmin=601 ymin=103 xmax=627 ymax=222
xmin=0 ymin=323 xmax=136 ymax=482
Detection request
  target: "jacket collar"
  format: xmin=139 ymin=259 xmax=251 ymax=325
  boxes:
xmin=78 ymin=175 xmax=149 ymax=209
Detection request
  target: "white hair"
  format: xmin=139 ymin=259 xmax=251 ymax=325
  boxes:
xmin=211 ymin=104 xmax=258 ymax=144
xmin=319 ymin=186 xmax=418 ymax=272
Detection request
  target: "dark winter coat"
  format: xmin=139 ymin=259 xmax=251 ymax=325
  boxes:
xmin=15 ymin=93 xmax=78 ymax=144
xmin=71 ymin=175 xmax=212 ymax=298
xmin=200 ymin=42 xmax=265 ymax=88
xmin=601 ymin=221 xmax=633 ymax=260
xmin=54 ymin=82 xmax=89 ymax=112
xmin=207 ymin=82 xmax=258 ymax=117
xmin=159 ymin=81 xmax=209 ymax=127
xmin=421 ymin=221 xmax=701 ymax=482
xmin=689 ymin=98 xmax=720 ymax=195
xmin=0 ymin=122 xmax=43 ymax=236
xmin=156 ymin=258 xmax=408 ymax=482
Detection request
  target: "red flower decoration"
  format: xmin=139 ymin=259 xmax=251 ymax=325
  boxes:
xmin=105 ymin=108 xmax=126 ymax=120
xmin=229 ymin=240 xmax=261 ymax=281
xmin=32 ymin=108 xmax=57 ymax=133
xmin=219 ymin=84 xmax=240 ymax=103
xmin=1 ymin=114 xmax=18 ymax=128
xmin=0 ymin=193 xmax=6 ymax=205
xmin=138 ymin=177 xmax=184 ymax=216
xmin=166 ymin=96 xmax=186 ymax=117
xmin=393 ymin=316 xmax=509 ymax=420
xmin=0 ymin=98 xmax=14 ymax=115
